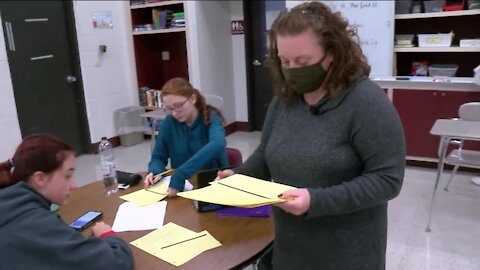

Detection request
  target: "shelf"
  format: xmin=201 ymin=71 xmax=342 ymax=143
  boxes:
xmin=144 ymin=106 xmax=160 ymax=111
xmin=395 ymin=9 xmax=480 ymax=19
xmin=133 ymin=27 xmax=186 ymax=35
xmin=394 ymin=46 xmax=480 ymax=52
xmin=131 ymin=0 xmax=183 ymax=10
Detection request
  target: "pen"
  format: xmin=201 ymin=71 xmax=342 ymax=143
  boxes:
xmin=153 ymin=168 xmax=174 ymax=179
xmin=144 ymin=169 xmax=174 ymax=189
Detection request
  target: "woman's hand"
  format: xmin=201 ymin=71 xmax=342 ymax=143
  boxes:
xmin=275 ymin=188 xmax=311 ymax=216
xmin=91 ymin=222 xmax=112 ymax=237
xmin=216 ymin=169 xmax=235 ymax=180
xmin=167 ymin=187 xmax=178 ymax=197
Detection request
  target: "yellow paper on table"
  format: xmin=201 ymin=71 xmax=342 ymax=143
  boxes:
xmin=177 ymin=174 xmax=296 ymax=207
xmin=119 ymin=189 xmax=167 ymax=207
xmin=130 ymin=222 xmax=221 ymax=267
xmin=119 ymin=177 xmax=170 ymax=207
xmin=146 ymin=178 xmax=170 ymax=194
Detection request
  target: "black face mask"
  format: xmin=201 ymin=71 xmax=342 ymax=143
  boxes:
xmin=282 ymin=55 xmax=329 ymax=94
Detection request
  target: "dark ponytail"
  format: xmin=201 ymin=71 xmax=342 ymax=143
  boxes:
xmin=0 ymin=134 xmax=74 ymax=188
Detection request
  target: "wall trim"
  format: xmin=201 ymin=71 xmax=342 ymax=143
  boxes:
xmin=225 ymin=121 xmax=251 ymax=136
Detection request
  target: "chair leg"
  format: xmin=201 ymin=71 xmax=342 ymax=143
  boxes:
xmin=251 ymin=243 xmax=273 ymax=270
xmin=444 ymin=165 xmax=459 ymax=191
xmin=426 ymin=137 xmax=449 ymax=232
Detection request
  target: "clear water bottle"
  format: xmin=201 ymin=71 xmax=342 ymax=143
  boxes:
xmin=98 ymin=137 xmax=118 ymax=195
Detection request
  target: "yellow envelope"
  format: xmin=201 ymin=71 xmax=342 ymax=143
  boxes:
xmin=119 ymin=189 xmax=167 ymax=207
xmin=146 ymin=178 xmax=169 ymax=194
xmin=130 ymin=222 xmax=221 ymax=267
xmin=213 ymin=174 xmax=296 ymax=199
xmin=178 ymin=174 xmax=296 ymax=207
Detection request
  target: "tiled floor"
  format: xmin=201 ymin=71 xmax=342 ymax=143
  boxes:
xmin=75 ymin=131 xmax=480 ymax=270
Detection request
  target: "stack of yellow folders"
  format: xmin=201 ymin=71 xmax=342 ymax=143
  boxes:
xmin=177 ymin=174 xmax=296 ymax=207
xmin=130 ymin=222 xmax=221 ymax=267
xmin=119 ymin=179 xmax=169 ymax=207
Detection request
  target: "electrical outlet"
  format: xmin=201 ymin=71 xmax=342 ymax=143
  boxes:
xmin=161 ymin=51 xmax=170 ymax=61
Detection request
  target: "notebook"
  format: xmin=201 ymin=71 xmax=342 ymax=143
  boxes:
xmin=216 ymin=205 xmax=271 ymax=217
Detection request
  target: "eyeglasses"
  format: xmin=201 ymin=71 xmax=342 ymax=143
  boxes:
xmin=163 ymin=96 xmax=191 ymax=115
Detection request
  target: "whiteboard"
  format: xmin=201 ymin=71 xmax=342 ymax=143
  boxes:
xmin=286 ymin=1 xmax=394 ymax=77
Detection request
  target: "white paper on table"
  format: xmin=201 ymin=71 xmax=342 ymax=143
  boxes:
xmin=112 ymin=201 xmax=167 ymax=232
xmin=157 ymin=176 xmax=193 ymax=191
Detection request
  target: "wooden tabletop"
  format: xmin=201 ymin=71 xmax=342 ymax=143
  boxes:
xmin=57 ymin=178 xmax=274 ymax=270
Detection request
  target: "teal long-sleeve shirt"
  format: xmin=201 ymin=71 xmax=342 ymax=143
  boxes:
xmin=148 ymin=110 xmax=228 ymax=191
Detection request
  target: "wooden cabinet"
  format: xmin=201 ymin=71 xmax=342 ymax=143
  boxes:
xmin=130 ymin=1 xmax=188 ymax=90
xmin=394 ymin=9 xmax=480 ymax=77
xmin=393 ymin=89 xmax=480 ymax=159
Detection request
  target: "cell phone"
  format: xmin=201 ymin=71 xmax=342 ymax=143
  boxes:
xmin=69 ymin=211 xmax=103 ymax=231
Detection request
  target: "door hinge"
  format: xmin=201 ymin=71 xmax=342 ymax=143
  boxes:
xmin=4 ymin=22 xmax=16 ymax=51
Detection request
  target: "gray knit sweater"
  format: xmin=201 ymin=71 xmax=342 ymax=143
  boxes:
xmin=236 ymin=76 xmax=406 ymax=270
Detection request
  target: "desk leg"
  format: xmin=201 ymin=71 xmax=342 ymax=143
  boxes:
xmin=426 ymin=137 xmax=449 ymax=232
xmin=150 ymin=118 xmax=157 ymax=151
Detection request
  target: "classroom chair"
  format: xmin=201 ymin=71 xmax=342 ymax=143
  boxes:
xmin=426 ymin=102 xmax=480 ymax=232
xmin=226 ymin=147 xmax=243 ymax=167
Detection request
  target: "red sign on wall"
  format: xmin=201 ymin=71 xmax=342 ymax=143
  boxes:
xmin=231 ymin=20 xmax=244 ymax=35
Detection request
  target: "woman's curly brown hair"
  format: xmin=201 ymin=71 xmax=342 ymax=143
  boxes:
xmin=266 ymin=2 xmax=371 ymax=102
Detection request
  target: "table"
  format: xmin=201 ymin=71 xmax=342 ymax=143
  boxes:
xmin=426 ymin=119 xmax=480 ymax=232
xmin=57 ymin=177 xmax=274 ymax=270
xmin=141 ymin=109 xmax=166 ymax=151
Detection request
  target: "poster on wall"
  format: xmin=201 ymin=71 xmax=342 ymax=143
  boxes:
xmin=92 ymin=11 xmax=113 ymax=29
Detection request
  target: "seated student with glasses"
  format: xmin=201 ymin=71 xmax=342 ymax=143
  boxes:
xmin=144 ymin=77 xmax=229 ymax=197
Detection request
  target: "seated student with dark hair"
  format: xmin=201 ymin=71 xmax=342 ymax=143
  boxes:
xmin=0 ymin=134 xmax=134 ymax=270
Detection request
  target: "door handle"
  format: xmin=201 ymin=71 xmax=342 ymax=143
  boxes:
xmin=252 ymin=59 xmax=262 ymax=66
xmin=4 ymin=22 xmax=15 ymax=51
xmin=66 ymin=75 xmax=77 ymax=83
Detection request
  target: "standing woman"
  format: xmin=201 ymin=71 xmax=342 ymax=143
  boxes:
xmin=0 ymin=134 xmax=134 ymax=270
xmin=145 ymin=78 xmax=228 ymax=197
xmin=218 ymin=2 xmax=406 ymax=270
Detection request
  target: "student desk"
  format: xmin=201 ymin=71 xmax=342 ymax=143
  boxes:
xmin=57 ymin=176 xmax=274 ymax=270
xmin=426 ymin=119 xmax=480 ymax=231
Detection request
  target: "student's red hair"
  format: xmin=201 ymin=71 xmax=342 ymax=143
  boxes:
xmin=0 ymin=134 xmax=74 ymax=188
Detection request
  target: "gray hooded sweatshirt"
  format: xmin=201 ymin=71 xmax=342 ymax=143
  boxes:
xmin=0 ymin=182 xmax=134 ymax=270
